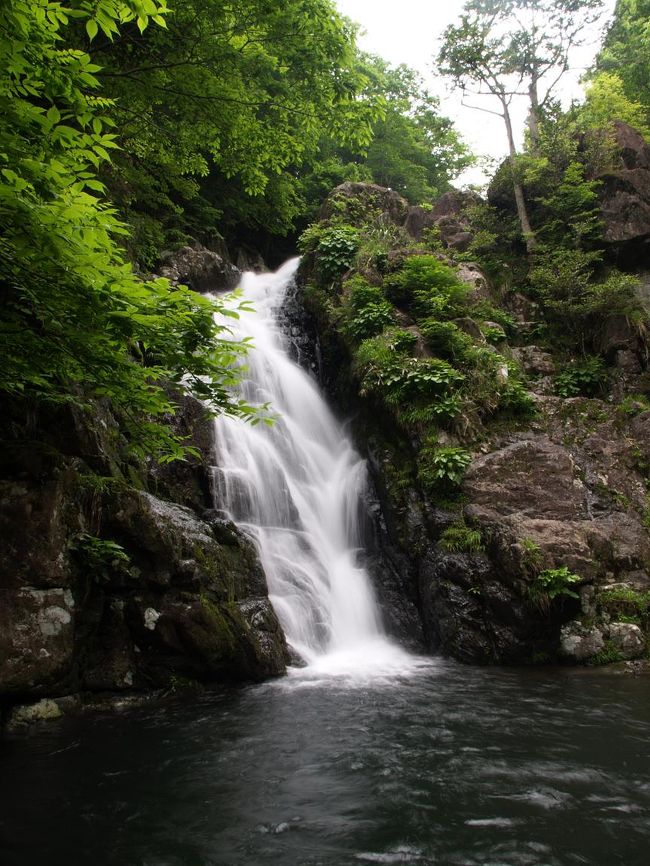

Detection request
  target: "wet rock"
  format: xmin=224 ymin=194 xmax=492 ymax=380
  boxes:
xmin=560 ymin=622 xmax=605 ymax=661
xmin=158 ymin=244 xmax=241 ymax=292
xmin=0 ymin=587 xmax=75 ymax=693
xmin=148 ymin=391 xmax=215 ymax=513
xmin=0 ymin=473 xmax=77 ymax=591
xmin=465 ymin=436 xmax=587 ymax=520
xmin=6 ymin=698 xmax=63 ymax=730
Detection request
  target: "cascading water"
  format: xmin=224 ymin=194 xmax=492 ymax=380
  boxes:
xmin=212 ymin=258 xmax=417 ymax=677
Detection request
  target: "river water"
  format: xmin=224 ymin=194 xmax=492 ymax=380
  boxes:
xmin=1 ymin=664 xmax=649 ymax=866
xmin=2 ymin=264 xmax=649 ymax=865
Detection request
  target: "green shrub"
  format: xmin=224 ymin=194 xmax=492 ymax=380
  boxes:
xmin=471 ymin=302 xmax=516 ymax=334
xmin=482 ymin=325 xmax=507 ymax=345
xmin=400 ymin=394 xmax=462 ymax=425
xmin=384 ymin=255 xmax=469 ymax=318
xmin=498 ymin=377 xmax=537 ymax=417
xmin=341 ymin=276 xmax=394 ymax=341
xmin=419 ymin=319 xmax=474 ymax=360
xmin=529 ymin=248 xmax=645 ymax=347
xmin=439 ymin=521 xmax=484 ymax=553
xmin=299 ymin=224 xmax=359 ymax=282
xmin=529 ymin=566 xmax=581 ymax=608
xmin=73 ymin=534 xmax=130 ymax=583
xmin=418 ymin=444 xmax=472 ymax=492
xmin=355 ymin=333 xmax=464 ymax=404
xmin=554 ymin=357 xmax=608 ymax=398
xmin=618 ymin=395 xmax=650 ymax=417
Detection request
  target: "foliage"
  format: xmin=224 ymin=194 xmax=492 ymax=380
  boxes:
xmin=88 ymin=0 xmax=384 ymax=246
xmin=498 ymin=375 xmax=537 ymax=417
xmin=439 ymin=521 xmax=485 ymax=553
xmin=73 ymin=533 xmax=130 ymax=582
xmin=596 ymin=0 xmax=650 ymax=119
xmin=581 ymin=72 xmax=650 ymax=139
xmin=341 ymin=276 xmax=394 ymax=341
xmin=554 ymin=357 xmax=608 ymax=398
xmin=597 ymin=587 xmax=650 ymax=623
xmin=528 ymin=247 xmax=644 ymax=348
xmin=482 ymin=325 xmax=507 ymax=345
xmin=529 ymin=566 xmax=581 ymax=607
xmin=357 ymin=58 xmax=474 ymax=203
xmin=520 ymin=537 xmax=544 ymax=573
xmin=588 ymin=640 xmax=624 ymax=666
xmin=618 ymin=395 xmax=650 ymax=417
xmin=535 ymin=161 xmax=603 ymax=248
xmin=0 ymin=0 xmax=263 ymax=463
xmin=438 ymin=1 xmax=605 ymax=249
xmin=418 ymin=445 xmax=472 ymax=492
xmin=419 ymin=320 xmax=475 ymax=361
xmin=354 ymin=331 xmax=464 ymax=422
xmin=385 ymin=255 xmax=469 ymax=318
xmin=317 ymin=226 xmax=360 ymax=281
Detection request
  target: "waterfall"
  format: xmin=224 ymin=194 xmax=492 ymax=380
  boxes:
xmin=212 ymin=258 xmax=415 ymax=676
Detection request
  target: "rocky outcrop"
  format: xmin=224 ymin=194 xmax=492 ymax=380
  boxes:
xmin=0 ymin=395 xmax=288 ymax=722
xmin=598 ymin=122 xmax=650 ymax=259
xmin=298 ymin=179 xmax=650 ymax=666
xmin=405 ymin=190 xmax=480 ymax=251
xmin=158 ymin=244 xmax=241 ymax=292
xmin=320 ymin=182 xmax=409 ymax=226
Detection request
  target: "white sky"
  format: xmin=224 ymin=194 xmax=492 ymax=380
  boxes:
xmin=335 ymin=0 xmax=618 ymax=186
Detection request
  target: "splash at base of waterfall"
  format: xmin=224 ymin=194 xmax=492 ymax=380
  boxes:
xmin=213 ymin=258 xmax=425 ymax=679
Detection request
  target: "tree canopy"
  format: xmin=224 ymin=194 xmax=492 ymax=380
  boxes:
xmin=0 ymin=0 xmax=471 ymax=465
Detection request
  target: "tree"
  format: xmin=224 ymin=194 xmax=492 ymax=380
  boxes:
xmin=86 ymin=0 xmax=383 ymax=258
xmin=597 ymin=0 xmax=650 ymax=116
xmin=438 ymin=0 xmax=605 ymax=252
xmin=580 ymin=72 xmax=650 ymax=138
xmin=0 ymin=0 xmax=256 ymax=464
xmin=361 ymin=59 xmax=474 ymax=203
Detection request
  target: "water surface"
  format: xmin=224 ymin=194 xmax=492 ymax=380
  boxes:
xmin=2 ymin=662 xmax=649 ymax=866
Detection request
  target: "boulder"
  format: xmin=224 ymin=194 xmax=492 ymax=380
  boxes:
xmin=608 ymin=622 xmax=645 ymax=660
xmin=320 ymin=182 xmax=409 ymax=226
xmin=457 ymin=263 xmax=491 ymax=301
xmin=510 ymin=346 xmax=556 ymax=377
xmin=405 ymin=190 xmax=481 ymax=250
xmin=560 ymin=621 xmax=605 ymax=661
xmin=158 ymin=245 xmax=241 ymax=292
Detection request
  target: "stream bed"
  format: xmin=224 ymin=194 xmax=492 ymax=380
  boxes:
xmin=1 ymin=661 xmax=649 ymax=866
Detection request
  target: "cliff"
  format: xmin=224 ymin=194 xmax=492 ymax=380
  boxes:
xmin=296 ymin=175 xmax=650 ymax=667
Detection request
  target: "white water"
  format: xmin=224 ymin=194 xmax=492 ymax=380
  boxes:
xmin=212 ymin=259 xmax=420 ymax=678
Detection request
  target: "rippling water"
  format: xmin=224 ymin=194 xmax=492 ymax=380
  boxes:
xmin=2 ymin=662 xmax=649 ymax=866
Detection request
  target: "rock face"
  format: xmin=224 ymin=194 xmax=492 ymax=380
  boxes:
xmin=598 ymin=122 xmax=650 ymax=257
xmin=158 ymin=244 xmax=241 ymax=292
xmin=405 ymin=190 xmax=481 ymax=251
xmin=0 ymin=395 xmax=288 ymax=719
xmin=297 ymin=180 xmax=650 ymax=665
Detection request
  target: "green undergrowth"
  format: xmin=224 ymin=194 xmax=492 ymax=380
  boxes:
xmin=299 ymin=208 xmax=541 ymax=499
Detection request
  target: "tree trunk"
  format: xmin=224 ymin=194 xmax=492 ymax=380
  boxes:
xmin=527 ymin=76 xmax=541 ymax=154
xmin=502 ymin=98 xmax=537 ymax=254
